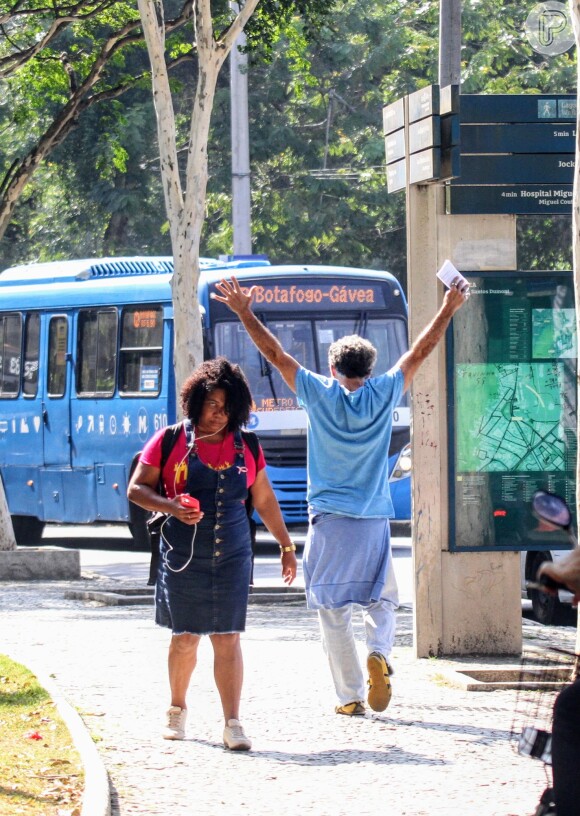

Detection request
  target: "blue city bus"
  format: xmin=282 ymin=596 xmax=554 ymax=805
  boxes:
xmin=0 ymin=257 xmax=410 ymax=547
xmin=201 ymin=265 xmax=411 ymax=524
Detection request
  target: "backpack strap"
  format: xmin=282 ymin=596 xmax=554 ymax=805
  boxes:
xmin=241 ymin=430 xmax=261 ymax=513
xmin=241 ymin=430 xmax=260 ymax=466
xmin=158 ymin=422 xmax=184 ymax=497
xmin=241 ymin=430 xmax=262 ymax=586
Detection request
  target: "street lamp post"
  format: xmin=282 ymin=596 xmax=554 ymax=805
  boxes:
xmin=229 ymin=2 xmax=252 ymax=256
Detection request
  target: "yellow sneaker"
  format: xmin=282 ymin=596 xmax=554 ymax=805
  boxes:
xmin=335 ymin=701 xmax=366 ymax=716
xmin=367 ymin=652 xmax=392 ymax=712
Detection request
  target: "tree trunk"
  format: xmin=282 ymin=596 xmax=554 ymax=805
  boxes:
xmin=568 ymin=0 xmax=580 ymax=652
xmin=137 ymin=0 xmax=260 ymax=401
xmin=172 ymin=37 xmax=220 ymax=391
xmin=0 ymin=473 xmax=16 ymax=551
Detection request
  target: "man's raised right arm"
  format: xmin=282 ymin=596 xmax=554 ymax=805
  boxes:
xmin=213 ymin=276 xmax=300 ymax=393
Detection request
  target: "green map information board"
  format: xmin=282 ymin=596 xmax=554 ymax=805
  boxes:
xmin=451 ymin=272 xmax=577 ymax=551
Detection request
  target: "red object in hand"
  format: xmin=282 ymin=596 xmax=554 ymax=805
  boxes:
xmin=179 ymin=494 xmax=200 ymax=510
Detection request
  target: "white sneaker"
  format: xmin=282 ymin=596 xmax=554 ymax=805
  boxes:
xmin=223 ymin=719 xmax=252 ymax=751
xmin=163 ymin=706 xmax=187 ymax=740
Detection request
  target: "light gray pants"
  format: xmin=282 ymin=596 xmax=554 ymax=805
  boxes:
xmin=318 ymin=564 xmax=398 ymax=705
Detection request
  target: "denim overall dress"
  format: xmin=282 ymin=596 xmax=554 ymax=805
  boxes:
xmin=155 ymin=429 xmax=252 ymax=635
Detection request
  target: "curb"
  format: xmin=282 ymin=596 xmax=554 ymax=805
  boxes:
xmin=24 ymin=661 xmax=111 ymax=816
xmin=0 ymin=547 xmax=81 ymax=581
xmin=64 ymin=584 xmax=307 ymax=606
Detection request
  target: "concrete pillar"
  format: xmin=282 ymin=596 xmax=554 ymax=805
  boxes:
xmin=407 ymin=182 xmax=522 ymax=657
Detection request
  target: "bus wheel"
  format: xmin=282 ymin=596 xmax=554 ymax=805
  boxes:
xmin=129 ymin=505 xmax=151 ymax=551
xmin=11 ymin=516 xmax=45 ymax=546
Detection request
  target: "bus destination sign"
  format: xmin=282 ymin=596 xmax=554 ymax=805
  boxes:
xmin=211 ymin=280 xmax=389 ymax=311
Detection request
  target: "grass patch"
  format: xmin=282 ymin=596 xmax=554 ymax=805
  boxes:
xmin=431 ymin=672 xmax=455 ymax=688
xmin=0 ymin=655 xmax=84 ymax=816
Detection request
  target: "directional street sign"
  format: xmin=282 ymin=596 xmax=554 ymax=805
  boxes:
xmin=450 ymin=154 xmax=574 ymax=185
xmin=408 ymin=85 xmax=440 ymax=124
xmin=447 ymin=184 xmax=573 ymax=215
xmin=443 ymin=94 xmax=577 ymax=215
xmin=383 ymin=84 xmax=459 ymax=192
xmin=440 ymin=84 xmax=460 ymax=116
xmin=409 ymin=117 xmax=441 ymax=154
xmin=409 ymin=149 xmax=441 ymax=184
xmin=386 ymin=159 xmax=406 ymax=194
xmin=384 ymin=89 xmax=578 ymax=213
xmin=441 ymin=115 xmax=460 ymax=147
xmin=383 ymin=98 xmax=405 ymax=135
xmin=461 ymin=123 xmax=576 ymax=154
xmin=385 ymin=128 xmax=406 ymax=164
xmin=459 ymin=95 xmax=576 ymax=123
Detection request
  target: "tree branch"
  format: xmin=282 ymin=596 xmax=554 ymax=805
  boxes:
xmin=0 ymin=0 xmax=193 ymax=240
xmin=218 ymin=0 xmax=261 ymax=54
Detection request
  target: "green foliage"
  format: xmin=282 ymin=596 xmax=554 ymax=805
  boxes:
xmin=204 ymin=0 xmax=439 ymax=284
xmin=0 ymin=0 xmax=173 ymax=266
xmin=0 ymin=89 xmax=172 ymax=266
xmin=0 ymin=0 xmax=340 ymax=266
xmin=203 ymin=0 xmax=578 ymax=286
xmin=1 ymin=0 xmax=578 ymax=276
xmin=461 ymin=0 xmax=575 ymax=93
xmin=241 ymin=0 xmax=337 ymax=60
xmin=518 ymin=217 xmax=572 ymax=270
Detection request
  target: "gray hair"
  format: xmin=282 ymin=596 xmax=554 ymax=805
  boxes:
xmin=328 ymin=335 xmax=377 ymax=378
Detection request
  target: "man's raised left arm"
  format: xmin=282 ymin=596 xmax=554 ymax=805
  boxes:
xmin=398 ymin=279 xmax=468 ymax=392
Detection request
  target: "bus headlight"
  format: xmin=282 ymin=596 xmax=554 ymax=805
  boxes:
xmin=390 ymin=444 xmax=411 ymax=481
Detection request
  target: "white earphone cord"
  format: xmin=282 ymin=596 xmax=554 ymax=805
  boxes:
xmin=162 ymin=422 xmax=228 ymax=574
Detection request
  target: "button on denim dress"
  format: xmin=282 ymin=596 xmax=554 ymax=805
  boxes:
xmin=155 ymin=430 xmax=252 ymax=635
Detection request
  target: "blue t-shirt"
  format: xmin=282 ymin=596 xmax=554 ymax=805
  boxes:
xmin=295 ymin=366 xmax=404 ymax=518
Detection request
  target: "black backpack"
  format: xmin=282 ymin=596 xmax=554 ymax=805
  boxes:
xmin=147 ymin=422 xmax=261 ymax=585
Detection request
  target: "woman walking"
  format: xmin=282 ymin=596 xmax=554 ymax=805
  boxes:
xmin=128 ymin=358 xmax=297 ymax=750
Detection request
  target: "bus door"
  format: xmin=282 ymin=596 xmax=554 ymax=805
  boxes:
xmin=0 ymin=311 xmax=43 ymax=517
xmin=40 ymin=314 xmax=72 ymax=521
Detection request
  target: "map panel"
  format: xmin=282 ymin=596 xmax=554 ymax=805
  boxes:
xmin=532 ymin=308 xmax=576 ymax=359
xmin=451 ymin=272 xmax=577 ymax=550
xmin=456 ymin=362 xmax=567 ymax=473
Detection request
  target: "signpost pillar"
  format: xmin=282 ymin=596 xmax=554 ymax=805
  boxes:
xmin=385 ymin=48 xmax=577 ymax=657
xmin=406 ymin=181 xmax=522 ymax=657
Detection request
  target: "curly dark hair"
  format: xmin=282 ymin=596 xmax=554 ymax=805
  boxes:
xmin=328 ymin=335 xmax=377 ymax=379
xmin=179 ymin=357 xmax=253 ymax=430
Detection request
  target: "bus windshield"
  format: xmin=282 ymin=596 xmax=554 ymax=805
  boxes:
xmin=214 ymin=315 xmax=409 ymax=412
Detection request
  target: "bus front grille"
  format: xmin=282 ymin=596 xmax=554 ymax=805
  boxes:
xmin=277 ymin=499 xmax=309 ymax=521
xmin=259 ymin=436 xmax=307 ymax=468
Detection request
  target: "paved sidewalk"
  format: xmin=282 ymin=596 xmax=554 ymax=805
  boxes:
xmin=1 ymin=572 xmax=577 ymax=816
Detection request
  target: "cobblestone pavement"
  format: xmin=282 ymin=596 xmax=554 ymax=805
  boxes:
xmin=1 ymin=573 xmax=577 ymax=816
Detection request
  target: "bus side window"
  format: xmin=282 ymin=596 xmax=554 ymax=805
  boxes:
xmin=0 ymin=313 xmax=23 ymax=398
xmin=119 ymin=306 xmax=162 ymax=396
xmin=76 ymin=308 xmax=117 ymax=397
xmin=23 ymin=313 xmax=40 ymax=398
xmin=47 ymin=316 xmax=68 ymax=398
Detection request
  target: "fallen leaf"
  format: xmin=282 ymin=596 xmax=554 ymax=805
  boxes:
xmin=25 ymin=730 xmax=43 ymax=740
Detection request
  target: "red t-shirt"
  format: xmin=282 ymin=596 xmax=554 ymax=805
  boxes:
xmin=140 ymin=426 xmax=266 ymax=498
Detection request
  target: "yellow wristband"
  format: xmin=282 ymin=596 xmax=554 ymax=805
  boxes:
xmin=280 ymin=543 xmax=297 ymax=553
